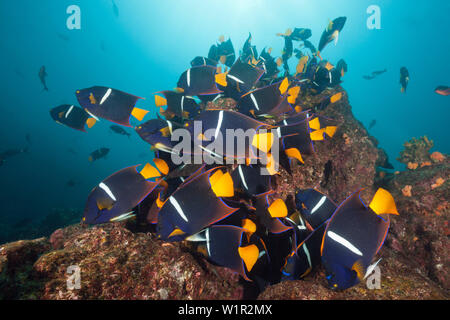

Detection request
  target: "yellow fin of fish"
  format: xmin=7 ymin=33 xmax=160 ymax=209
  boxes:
xmin=215 ymin=72 xmax=228 ymax=87
xmin=211 ymin=171 xmax=234 ymax=197
xmin=310 ymin=129 xmax=325 ymax=141
xmin=285 ymin=148 xmax=304 ymax=164
xmin=369 ymin=188 xmax=399 ymax=215
xmin=131 ymin=107 xmax=149 ymax=121
xmin=309 ymin=117 xmax=321 ymax=130
xmin=268 ymin=199 xmax=288 ymax=218
xmin=153 ymin=158 xmax=169 ymax=175
xmin=242 ymin=219 xmax=256 ymax=234
xmin=252 ymin=132 xmax=274 ymax=153
xmin=168 ymin=228 xmax=186 ymax=238
xmin=238 ymin=244 xmax=259 ymax=272
xmin=351 ymin=260 xmax=365 ymax=281
xmin=325 ymin=126 xmax=337 ymax=138
xmin=330 ymin=92 xmax=342 ymax=104
xmin=279 ymin=77 xmax=289 ymax=95
xmin=140 ymin=163 xmax=161 ymax=179
xmin=154 ymin=95 xmax=167 ymax=107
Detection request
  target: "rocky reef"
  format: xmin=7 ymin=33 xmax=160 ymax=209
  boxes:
xmin=0 ymin=87 xmax=448 ymax=300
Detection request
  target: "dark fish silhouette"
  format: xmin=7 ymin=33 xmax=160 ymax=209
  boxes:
xmin=363 ymin=69 xmax=387 ymax=80
xmin=89 ymin=148 xmax=110 ymax=162
xmin=368 ymin=119 xmax=376 ymax=129
xmin=39 ymin=66 xmax=48 ymax=91
xmin=400 ymin=67 xmax=409 ymax=93
xmin=0 ymin=147 xmax=28 ymax=166
xmin=110 ymin=125 xmax=131 ymax=138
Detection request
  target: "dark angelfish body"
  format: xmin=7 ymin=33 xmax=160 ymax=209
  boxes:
xmin=434 ymin=85 xmax=450 ymax=96
xmin=303 ymin=40 xmax=317 ymax=55
xmin=290 ymin=28 xmax=312 ymax=41
xmin=50 ymin=104 xmax=96 ymax=132
xmin=156 ymin=167 xmax=239 ymax=241
xmin=186 ymin=109 xmax=273 ymax=161
xmin=186 ymin=225 xmax=270 ymax=282
xmin=39 ymin=66 xmax=48 ymax=91
xmin=282 ymin=224 xmax=326 ymax=280
xmin=155 ymin=90 xmax=201 ymax=120
xmin=241 ymin=33 xmax=258 ymax=63
xmin=176 ymin=66 xmax=223 ymax=96
xmin=83 ymin=165 xmax=160 ymax=224
xmin=321 ymin=188 xmax=398 ymax=290
xmin=237 ymin=78 xmax=290 ymax=118
xmin=318 ymin=17 xmax=347 ymax=57
xmin=89 ymin=147 xmax=110 ymax=162
xmin=399 ymin=67 xmax=409 ymax=93
xmin=76 ymin=86 xmax=148 ymax=127
xmin=135 ymin=118 xmax=182 ymax=154
xmin=295 ymin=188 xmax=337 ymax=229
xmin=219 ymin=58 xmax=265 ymax=99
xmin=230 ymin=164 xmax=272 ymax=197
xmin=110 ymin=125 xmax=131 ymax=137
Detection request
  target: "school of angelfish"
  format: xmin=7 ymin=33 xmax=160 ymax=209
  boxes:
xmin=48 ymin=17 xmax=401 ymax=291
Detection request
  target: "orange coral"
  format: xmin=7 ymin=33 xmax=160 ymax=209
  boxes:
xmin=430 ymin=151 xmax=445 ymax=162
xmin=402 ymin=185 xmax=412 ymax=197
xmin=420 ymin=161 xmax=431 ymax=167
xmin=431 ymin=178 xmax=445 ymax=190
xmin=407 ymin=162 xmax=418 ymax=170
xmin=342 ymin=133 xmax=351 ymax=145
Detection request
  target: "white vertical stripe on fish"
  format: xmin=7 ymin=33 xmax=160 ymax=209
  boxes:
xmin=100 ymin=88 xmax=112 ymax=105
xmin=250 ymin=93 xmax=259 ymax=110
xmin=169 ymin=196 xmax=188 ymax=222
xmin=214 ymin=110 xmax=223 ymax=139
xmin=327 ymin=231 xmax=363 ymax=256
xmin=187 ymin=69 xmax=191 ymax=87
xmin=311 ymin=196 xmax=327 ymax=214
xmin=99 ymin=182 xmax=117 ymax=201
xmin=238 ymin=165 xmax=249 ymax=190
xmin=65 ymin=105 xmax=74 ymax=118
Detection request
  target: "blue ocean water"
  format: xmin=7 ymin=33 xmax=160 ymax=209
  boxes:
xmin=0 ymin=0 xmax=448 ymax=230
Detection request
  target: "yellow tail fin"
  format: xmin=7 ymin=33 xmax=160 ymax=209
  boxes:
xmin=369 ymin=188 xmax=399 ymax=215
xmin=285 ymin=148 xmax=304 ymax=164
xmin=242 ymin=219 xmax=256 ymax=234
xmin=279 ymin=77 xmax=289 ymax=95
xmin=238 ymin=244 xmax=259 ymax=272
xmin=140 ymin=163 xmax=161 ymax=179
xmin=268 ymin=199 xmax=288 ymax=218
xmin=252 ymin=132 xmax=274 ymax=153
xmin=309 ymin=117 xmax=321 ymax=130
xmin=215 ymin=72 xmax=228 ymax=87
xmin=330 ymin=92 xmax=342 ymax=104
xmin=154 ymin=95 xmax=167 ymax=107
xmin=325 ymin=126 xmax=337 ymax=138
xmin=131 ymin=107 xmax=149 ymax=121
xmin=310 ymin=129 xmax=325 ymax=141
xmin=210 ymin=171 xmax=234 ymax=197
xmin=153 ymin=158 xmax=169 ymax=175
